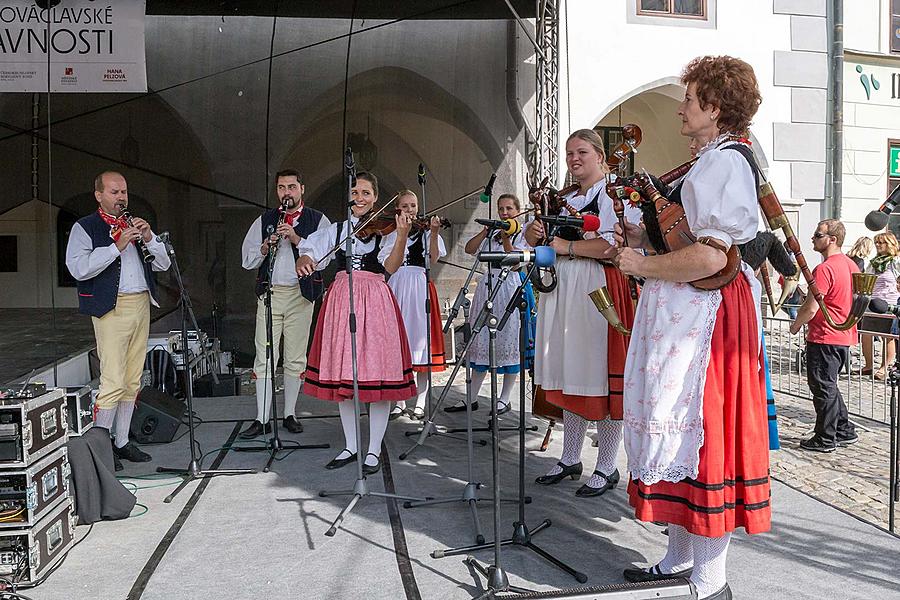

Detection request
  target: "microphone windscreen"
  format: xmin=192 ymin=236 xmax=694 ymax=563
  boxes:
xmin=533 ymin=246 xmax=556 ymax=268
xmin=581 ymin=214 xmax=601 ymax=232
xmin=864 ymin=211 xmax=890 ymax=231
xmin=868 ymin=297 xmax=889 ymax=314
xmin=504 ymin=219 xmax=522 ymax=235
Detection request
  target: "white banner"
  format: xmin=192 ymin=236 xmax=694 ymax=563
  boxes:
xmin=0 ymin=0 xmax=147 ymax=93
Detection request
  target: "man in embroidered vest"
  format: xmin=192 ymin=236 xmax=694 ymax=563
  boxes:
xmin=65 ymin=171 xmax=171 ymax=470
xmin=240 ymin=169 xmax=330 ymax=438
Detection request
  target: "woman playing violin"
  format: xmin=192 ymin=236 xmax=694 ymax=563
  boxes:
xmin=295 ymin=172 xmax=417 ymax=476
xmin=614 ymin=56 xmax=768 ymax=600
xmin=523 ymin=129 xmax=642 ymax=499
xmin=442 ymin=193 xmax=529 ymax=416
xmin=378 ymin=190 xmax=447 ymax=421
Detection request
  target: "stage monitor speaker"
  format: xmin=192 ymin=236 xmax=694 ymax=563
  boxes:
xmin=501 ymin=579 xmax=696 ymax=599
xmin=193 ymin=373 xmax=241 ymax=397
xmin=131 ymin=387 xmax=185 ymax=444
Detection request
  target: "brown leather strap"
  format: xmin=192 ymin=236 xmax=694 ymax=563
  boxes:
xmin=696 ymin=236 xmax=728 ymax=254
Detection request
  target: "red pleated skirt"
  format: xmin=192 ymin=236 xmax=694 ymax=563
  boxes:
xmin=546 ymin=266 xmax=634 ymax=421
xmin=627 ymin=274 xmax=771 ymax=537
xmin=413 ymin=281 xmax=446 ymax=373
xmin=303 ymin=271 xmax=418 ymax=403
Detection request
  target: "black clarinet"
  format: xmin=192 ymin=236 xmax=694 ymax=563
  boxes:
xmin=121 ymin=210 xmax=155 ymax=264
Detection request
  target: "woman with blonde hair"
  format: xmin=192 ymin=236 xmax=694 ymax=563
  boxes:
xmin=846 ymin=236 xmax=874 ymax=272
xmin=862 ymin=231 xmax=900 ymax=379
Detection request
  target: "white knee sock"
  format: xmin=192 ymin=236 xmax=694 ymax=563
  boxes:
xmin=586 ymin=419 xmax=623 ymax=488
xmin=469 ymin=369 xmax=487 ymax=399
xmin=411 ymin=372 xmax=430 ymax=410
xmin=255 ymin=378 xmax=272 ymax=423
xmin=113 ymin=401 xmax=135 ymax=448
xmin=656 ymin=524 xmax=694 ymax=574
xmin=283 ymin=376 xmax=302 ymax=418
xmin=545 ymin=410 xmax=589 ymax=476
xmin=95 ymin=407 xmax=116 ymax=431
xmin=365 ymin=401 xmax=391 ymax=466
xmin=337 ymin=400 xmax=359 ymax=457
xmin=498 ymin=373 xmax=518 ymax=408
xmin=690 ymin=532 xmax=731 ymax=598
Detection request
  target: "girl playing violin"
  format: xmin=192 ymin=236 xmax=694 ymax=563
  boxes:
xmin=295 ymin=172 xmax=417 ymax=475
xmin=379 ymin=190 xmax=447 ymax=421
xmin=444 ymin=193 xmax=528 ymax=416
xmin=524 ymin=128 xmax=642 ymax=498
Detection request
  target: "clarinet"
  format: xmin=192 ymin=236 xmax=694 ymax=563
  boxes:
xmin=268 ymin=204 xmax=289 ymax=262
xmin=120 ymin=210 xmax=155 ymax=264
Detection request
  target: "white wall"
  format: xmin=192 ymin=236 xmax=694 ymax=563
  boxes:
xmin=0 ymin=200 xmax=77 ymax=309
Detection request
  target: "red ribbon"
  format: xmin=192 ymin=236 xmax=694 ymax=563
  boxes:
xmin=97 ymin=209 xmax=129 ymax=242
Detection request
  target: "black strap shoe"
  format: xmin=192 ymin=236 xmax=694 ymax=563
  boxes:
xmin=325 ymin=449 xmax=358 ymax=470
xmin=239 ymin=420 xmax=271 ymax=439
xmin=362 ymin=453 xmax=381 ymax=475
xmin=283 ymin=415 xmax=304 ymax=433
xmin=445 ymin=401 xmax=478 ymax=413
xmin=389 ymin=406 xmax=405 ymax=421
xmin=113 ymin=441 xmax=152 ymax=463
xmin=575 ymin=469 xmax=620 ymax=497
xmin=489 ymin=402 xmax=511 ymax=417
xmin=535 ymin=461 xmax=583 ymax=485
xmin=623 ymin=563 xmax=693 ymax=583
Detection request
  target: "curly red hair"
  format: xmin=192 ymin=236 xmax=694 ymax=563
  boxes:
xmin=681 ymin=56 xmax=761 ymax=135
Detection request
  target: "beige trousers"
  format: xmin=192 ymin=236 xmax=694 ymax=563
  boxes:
xmin=254 ymin=285 xmax=315 ymax=379
xmin=92 ymin=292 xmax=150 ymax=409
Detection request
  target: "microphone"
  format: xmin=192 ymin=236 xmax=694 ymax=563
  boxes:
xmin=417 ymin=163 xmax=426 ymax=186
xmin=477 ymin=246 xmax=556 ymax=268
xmin=537 ymin=214 xmax=601 ymax=232
xmin=867 ymin=298 xmax=900 ymax=317
xmin=864 ymin=182 xmax=900 ymax=231
xmin=479 ymin=174 xmax=497 ymax=203
xmin=475 ymin=218 xmax=521 ymax=235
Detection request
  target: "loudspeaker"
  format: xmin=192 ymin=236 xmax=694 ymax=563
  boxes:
xmin=131 ymin=387 xmax=184 ymax=444
xmin=193 ymin=373 xmax=241 ymax=397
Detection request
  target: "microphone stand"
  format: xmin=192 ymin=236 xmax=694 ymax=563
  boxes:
xmin=432 ymin=260 xmax=587 ymax=586
xmin=418 ymin=164 xmax=436 ymax=421
xmin=156 ymin=234 xmax=256 ymax=502
xmin=239 ymin=220 xmax=329 ymax=472
xmin=319 ymin=148 xmax=426 ymax=537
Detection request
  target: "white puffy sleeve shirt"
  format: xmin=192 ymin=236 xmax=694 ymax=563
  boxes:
xmin=681 ymin=143 xmax=759 ymax=248
xmin=377 ymin=230 xmax=447 ymax=265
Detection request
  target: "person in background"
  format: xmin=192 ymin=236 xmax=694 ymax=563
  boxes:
xmin=861 ymin=232 xmax=900 ymax=379
xmin=846 ymin=236 xmax=874 ymax=273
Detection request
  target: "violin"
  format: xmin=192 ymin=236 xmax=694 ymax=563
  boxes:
xmin=354 ymin=209 xmax=451 ymax=241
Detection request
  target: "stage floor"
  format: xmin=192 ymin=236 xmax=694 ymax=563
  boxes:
xmin=24 ymin=379 xmax=900 ymax=600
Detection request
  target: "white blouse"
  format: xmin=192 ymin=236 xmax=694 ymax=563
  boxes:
xmin=377 ymin=230 xmax=447 ymax=265
xmin=681 ymin=141 xmax=759 ymax=247
xmin=296 ymin=216 xmax=380 ymax=270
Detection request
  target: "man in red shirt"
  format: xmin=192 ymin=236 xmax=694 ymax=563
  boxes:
xmin=790 ymin=219 xmax=860 ymax=452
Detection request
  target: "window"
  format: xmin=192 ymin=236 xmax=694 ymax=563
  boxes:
xmin=889 ymin=139 xmax=900 ymax=201
xmin=0 ymin=236 xmax=17 ymax=272
xmin=891 ymin=0 xmax=900 ymax=54
xmin=638 ymin=0 xmax=706 ymax=19
xmin=595 ymin=126 xmax=635 ymax=177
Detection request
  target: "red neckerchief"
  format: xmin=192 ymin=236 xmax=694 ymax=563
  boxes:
xmin=98 ymin=209 xmax=129 ymax=242
xmin=282 ymin=206 xmax=302 ymax=227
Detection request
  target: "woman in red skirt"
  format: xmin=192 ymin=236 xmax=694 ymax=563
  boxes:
xmin=613 ymin=56 xmax=769 ymax=600
xmin=296 ymin=172 xmax=417 ymax=475
xmin=524 ymin=129 xmax=642 ymax=497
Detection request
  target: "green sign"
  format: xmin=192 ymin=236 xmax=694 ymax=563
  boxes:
xmin=892 ymin=147 xmax=900 ymax=178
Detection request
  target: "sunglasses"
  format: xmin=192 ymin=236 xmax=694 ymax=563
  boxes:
xmin=812 ymin=232 xmax=832 ymax=239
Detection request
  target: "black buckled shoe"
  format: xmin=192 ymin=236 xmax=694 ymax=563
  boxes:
xmin=623 ymin=563 xmax=693 ymax=583
xmin=535 ymin=461 xmax=583 ymax=485
xmin=575 ymin=469 xmax=620 ymax=497
xmin=407 ymin=407 xmax=426 ymax=421
xmin=239 ymin=420 xmax=271 ymax=439
xmin=489 ymin=402 xmax=511 ymax=417
xmin=799 ymin=436 xmax=837 ymax=453
xmin=445 ymin=401 xmax=478 ymax=413
xmin=283 ymin=415 xmax=304 ymax=433
xmin=113 ymin=441 xmax=152 ymax=463
xmin=389 ymin=406 xmax=405 ymax=421
xmin=325 ymin=450 xmax=358 ymax=470
xmin=363 ymin=453 xmax=381 ymax=475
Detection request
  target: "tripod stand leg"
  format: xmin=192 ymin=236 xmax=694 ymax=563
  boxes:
xmin=325 ymin=493 xmax=362 ymax=537
xmin=164 ymin=474 xmax=199 ymax=504
xmin=525 ymin=541 xmax=588 ymax=583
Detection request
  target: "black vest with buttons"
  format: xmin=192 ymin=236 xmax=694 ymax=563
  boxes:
xmin=255 ymin=206 xmax=326 ymax=301
xmin=403 ymin=231 xmax=426 ymax=268
xmin=75 ymin=211 xmax=157 ymax=318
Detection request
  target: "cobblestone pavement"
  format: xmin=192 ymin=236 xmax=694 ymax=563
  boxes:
xmin=771 ymin=390 xmax=895 ymax=530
